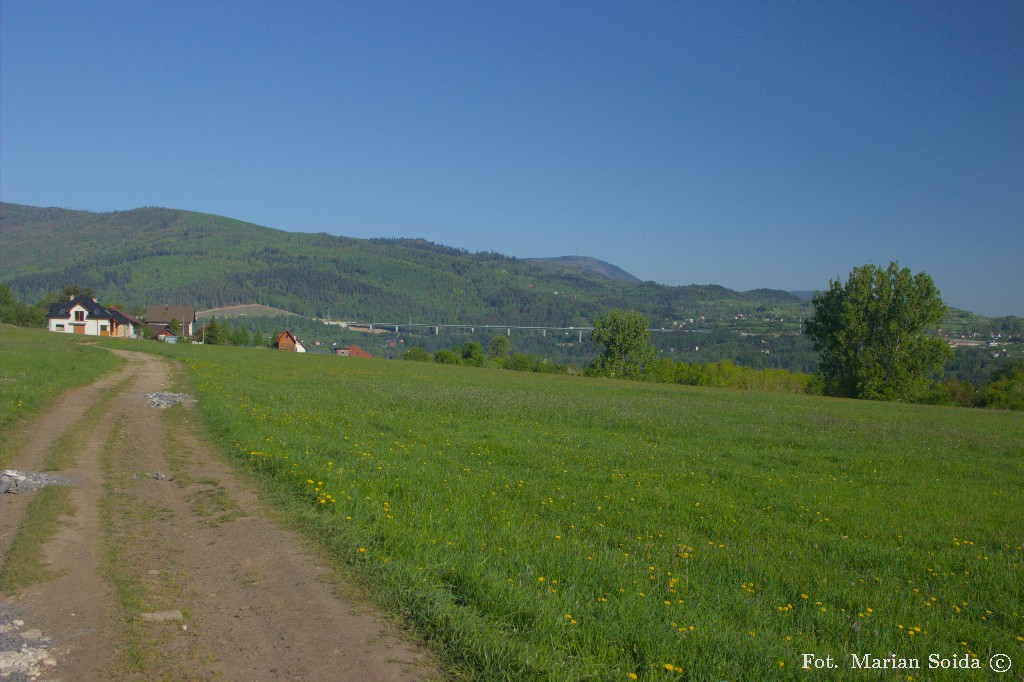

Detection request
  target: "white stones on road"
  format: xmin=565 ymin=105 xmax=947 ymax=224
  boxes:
xmin=0 ymin=470 xmax=74 ymax=495
xmin=144 ymin=392 xmax=190 ymax=409
xmin=0 ymin=611 xmax=57 ymax=680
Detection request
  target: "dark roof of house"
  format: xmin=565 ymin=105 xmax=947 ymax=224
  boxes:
xmin=47 ymin=296 xmax=113 ymax=320
xmin=108 ymin=307 xmax=143 ymax=326
xmin=146 ymin=305 xmax=196 ymax=323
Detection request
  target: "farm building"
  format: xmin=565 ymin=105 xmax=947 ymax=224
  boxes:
xmin=146 ymin=304 xmax=197 ymax=337
xmin=275 ymin=330 xmax=306 ymax=352
xmin=155 ymin=328 xmax=178 ymax=343
xmin=334 ymin=345 xmax=372 ymax=358
xmin=47 ymin=296 xmax=143 ymax=338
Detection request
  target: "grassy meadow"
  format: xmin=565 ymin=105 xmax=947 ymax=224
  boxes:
xmin=0 ymin=325 xmax=124 ymax=465
xmin=141 ymin=342 xmax=1023 ymax=680
xmin=1 ymin=328 xmax=1021 ymax=678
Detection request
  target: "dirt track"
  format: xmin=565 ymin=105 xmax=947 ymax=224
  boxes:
xmin=1 ymin=350 xmax=437 ymax=680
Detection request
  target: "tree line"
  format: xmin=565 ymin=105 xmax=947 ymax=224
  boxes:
xmin=403 ymin=263 xmax=1020 ymax=410
xmin=3 ymin=265 xmax=1019 ymax=410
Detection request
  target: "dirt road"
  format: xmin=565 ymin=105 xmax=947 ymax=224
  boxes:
xmin=1 ymin=350 xmax=437 ymax=680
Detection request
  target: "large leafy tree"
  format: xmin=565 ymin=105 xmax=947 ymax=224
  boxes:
xmin=488 ymin=334 xmax=511 ymax=360
xmin=804 ymin=262 xmax=952 ymax=401
xmin=589 ymin=309 xmax=656 ymax=380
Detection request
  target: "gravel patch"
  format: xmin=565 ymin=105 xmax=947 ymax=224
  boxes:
xmin=0 ymin=607 xmax=56 ymax=680
xmin=144 ymin=392 xmax=190 ymax=409
xmin=0 ymin=471 xmax=74 ymax=495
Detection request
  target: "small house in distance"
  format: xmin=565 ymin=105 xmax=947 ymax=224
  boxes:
xmin=47 ymin=296 xmax=143 ymax=338
xmin=275 ymin=330 xmax=306 ymax=352
xmin=146 ymin=305 xmax=197 ymax=337
xmin=334 ymin=345 xmax=372 ymax=358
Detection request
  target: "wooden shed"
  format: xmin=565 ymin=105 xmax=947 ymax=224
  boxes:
xmin=275 ymin=330 xmax=305 ymax=352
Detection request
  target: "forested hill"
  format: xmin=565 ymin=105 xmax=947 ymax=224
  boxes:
xmin=526 ymin=256 xmax=643 ymax=283
xmin=0 ymin=202 xmax=803 ymax=326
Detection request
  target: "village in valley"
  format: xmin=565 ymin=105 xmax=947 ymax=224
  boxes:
xmin=43 ymin=294 xmax=375 ymax=358
xmin=43 ymin=291 xmax=1023 ymax=370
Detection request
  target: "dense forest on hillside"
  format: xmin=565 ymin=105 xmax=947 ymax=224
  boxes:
xmin=0 ymin=202 xmax=807 ymax=328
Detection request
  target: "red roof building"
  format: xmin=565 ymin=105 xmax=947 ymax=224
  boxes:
xmin=334 ymin=345 xmax=372 ymax=358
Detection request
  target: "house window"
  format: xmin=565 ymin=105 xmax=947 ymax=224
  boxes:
xmin=55 ymin=324 xmax=65 ymax=331
xmin=74 ymin=310 xmax=85 ymax=321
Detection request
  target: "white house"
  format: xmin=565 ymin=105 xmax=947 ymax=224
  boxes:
xmin=47 ymin=296 xmax=143 ymax=338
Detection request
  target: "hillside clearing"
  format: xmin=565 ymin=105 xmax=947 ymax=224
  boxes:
xmin=196 ymin=303 xmax=298 ymax=319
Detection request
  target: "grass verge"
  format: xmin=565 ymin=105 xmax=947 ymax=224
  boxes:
xmin=0 ymin=486 xmax=75 ymax=592
xmin=0 ymin=326 xmax=125 ymax=467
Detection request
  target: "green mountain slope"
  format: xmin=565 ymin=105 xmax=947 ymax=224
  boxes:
xmin=526 ymin=256 xmax=643 ymax=283
xmin=0 ymin=202 xmax=804 ymax=326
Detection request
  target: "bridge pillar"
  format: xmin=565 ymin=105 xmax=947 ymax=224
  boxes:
xmin=542 ymin=329 xmax=546 ymax=337
xmin=507 ymin=328 xmax=511 ymax=337
xmin=579 ymin=330 xmax=583 ymax=343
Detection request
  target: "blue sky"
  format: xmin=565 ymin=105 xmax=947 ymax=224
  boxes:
xmin=2 ymin=1 xmax=1021 ymax=316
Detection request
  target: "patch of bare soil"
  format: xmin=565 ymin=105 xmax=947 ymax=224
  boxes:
xmin=1 ymin=350 xmax=437 ymax=681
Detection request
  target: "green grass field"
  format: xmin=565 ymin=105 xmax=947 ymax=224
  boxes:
xmin=3 ymin=330 xmax=1021 ymax=678
xmin=0 ymin=325 xmax=124 ymax=466
xmin=155 ymin=343 xmax=1022 ymax=680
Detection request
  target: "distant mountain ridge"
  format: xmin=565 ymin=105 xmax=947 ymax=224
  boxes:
xmin=0 ymin=202 xmax=804 ymax=326
xmin=526 ymin=256 xmax=643 ymax=284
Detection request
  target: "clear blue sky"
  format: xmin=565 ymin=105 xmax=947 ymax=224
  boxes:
xmin=2 ymin=1 xmax=1021 ymax=316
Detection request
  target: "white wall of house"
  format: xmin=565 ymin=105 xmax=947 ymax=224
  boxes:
xmin=48 ymin=304 xmax=108 ymax=336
